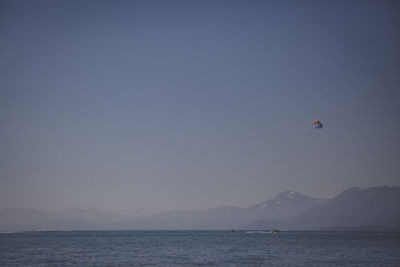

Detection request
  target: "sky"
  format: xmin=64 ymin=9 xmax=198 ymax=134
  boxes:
xmin=1 ymin=0 xmax=399 ymax=212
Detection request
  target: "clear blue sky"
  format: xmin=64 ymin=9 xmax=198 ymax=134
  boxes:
xmin=1 ymin=0 xmax=399 ymax=212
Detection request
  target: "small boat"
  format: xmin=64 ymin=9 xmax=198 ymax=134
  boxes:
xmin=269 ymin=228 xmax=280 ymax=234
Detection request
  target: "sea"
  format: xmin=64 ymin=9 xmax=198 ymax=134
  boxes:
xmin=1 ymin=230 xmax=400 ymax=266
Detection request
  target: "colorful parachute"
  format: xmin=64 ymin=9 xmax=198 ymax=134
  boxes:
xmin=313 ymin=120 xmax=323 ymax=129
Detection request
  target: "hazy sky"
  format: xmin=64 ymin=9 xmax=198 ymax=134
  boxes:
xmin=1 ymin=0 xmax=399 ymax=212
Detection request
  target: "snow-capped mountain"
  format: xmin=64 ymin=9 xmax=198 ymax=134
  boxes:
xmin=0 ymin=190 xmax=325 ymax=230
xmin=1 ymin=186 xmax=399 ymax=231
xmin=245 ymin=185 xmax=400 ymax=230
xmin=249 ymin=190 xmax=325 ymax=220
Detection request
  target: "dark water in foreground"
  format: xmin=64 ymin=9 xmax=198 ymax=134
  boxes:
xmin=1 ymin=231 xmax=400 ymax=266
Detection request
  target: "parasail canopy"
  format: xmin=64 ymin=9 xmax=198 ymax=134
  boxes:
xmin=313 ymin=120 xmax=323 ymax=129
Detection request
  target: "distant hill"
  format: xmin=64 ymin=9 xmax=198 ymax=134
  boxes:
xmin=127 ymin=191 xmax=323 ymax=230
xmin=245 ymin=185 xmax=400 ymax=231
xmin=1 ymin=186 xmax=399 ymax=231
xmin=247 ymin=190 xmax=325 ymax=220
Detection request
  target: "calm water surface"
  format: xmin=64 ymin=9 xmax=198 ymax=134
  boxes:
xmin=1 ymin=231 xmax=400 ymax=266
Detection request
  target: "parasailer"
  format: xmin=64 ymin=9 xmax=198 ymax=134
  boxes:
xmin=309 ymin=120 xmax=324 ymax=135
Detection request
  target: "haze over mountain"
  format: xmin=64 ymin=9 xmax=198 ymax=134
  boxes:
xmin=246 ymin=185 xmax=400 ymax=231
xmin=1 ymin=186 xmax=399 ymax=231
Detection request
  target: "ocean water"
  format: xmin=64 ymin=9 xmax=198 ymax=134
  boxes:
xmin=1 ymin=231 xmax=400 ymax=266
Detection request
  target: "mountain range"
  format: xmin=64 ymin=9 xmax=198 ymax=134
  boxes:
xmin=1 ymin=185 xmax=399 ymax=231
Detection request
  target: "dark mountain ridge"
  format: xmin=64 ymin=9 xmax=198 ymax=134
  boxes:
xmin=245 ymin=185 xmax=400 ymax=231
xmin=1 ymin=185 xmax=399 ymax=231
